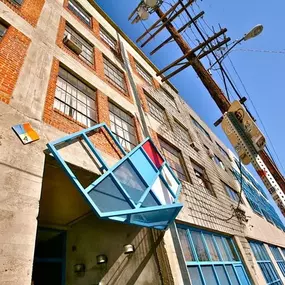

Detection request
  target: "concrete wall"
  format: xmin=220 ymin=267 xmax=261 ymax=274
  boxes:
xmin=0 ymin=0 xmax=284 ymax=284
xmin=66 ymin=215 xmax=163 ymax=285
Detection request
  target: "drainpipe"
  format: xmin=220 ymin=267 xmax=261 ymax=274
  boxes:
xmin=119 ymin=35 xmax=191 ymax=285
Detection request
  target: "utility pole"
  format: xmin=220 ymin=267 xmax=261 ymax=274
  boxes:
xmin=131 ymin=0 xmax=285 ymax=214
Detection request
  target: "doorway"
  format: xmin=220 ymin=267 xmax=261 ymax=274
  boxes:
xmin=32 ymin=228 xmax=66 ymax=285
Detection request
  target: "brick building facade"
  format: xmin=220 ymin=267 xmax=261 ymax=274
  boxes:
xmin=0 ymin=0 xmax=285 ymax=284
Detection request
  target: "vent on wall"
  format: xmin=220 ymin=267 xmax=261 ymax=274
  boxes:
xmin=63 ymin=34 xmax=82 ymax=55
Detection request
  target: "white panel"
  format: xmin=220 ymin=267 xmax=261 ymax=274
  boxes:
xmin=152 ymin=176 xmax=174 ymax=205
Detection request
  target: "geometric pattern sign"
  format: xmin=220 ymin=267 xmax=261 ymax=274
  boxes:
xmin=46 ymin=123 xmax=183 ymax=230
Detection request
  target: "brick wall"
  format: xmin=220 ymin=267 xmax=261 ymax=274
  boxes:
xmin=0 ymin=26 xmax=30 ymax=104
xmin=0 ymin=0 xmax=45 ymax=27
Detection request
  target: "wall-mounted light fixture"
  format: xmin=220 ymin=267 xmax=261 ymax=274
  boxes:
xmin=96 ymin=254 xmax=108 ymax=264
xmin=74 ymin=263 xmax=85 ymax=273
xmin=124 ymin=244 xmax=135 ymax=255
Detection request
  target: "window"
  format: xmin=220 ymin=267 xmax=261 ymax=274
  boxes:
xmin=269 ymin=245 xmax=285 ymax=277
xmin=174 ymin=120 xmax=191 ymax=143
xmin=159 ymin=139 xmax=189 ymax=182
xmin=0 ymin=23 xmax=7 ymax=41
xmin=135 ymin=61 xmax=153 ymax=85
xmin=64 ymin=24 xmax=94 ymax=65
xmin=145 ymin=93 xmax=168 ymax=124
xmin=191 ymin=116 xmax=212 ymax=141
xmin=103 ymin=56 xmax=127 ymax=93
xmin=54 ymin=67 xmax=97 ymax=127
xmin=216 ymin=142 xmax=231 ymax=160
xmin=68 ymin=0 xmax=92 ymax=27
xmin=250 ymin=241 xmax=282 ymax=285
xmin=213 ymin=155 xmax=225 ymax=170
xmin=192 ymin=160 xmax=215 ymax=195
xmin=109 ymin=102 xmax=137 ymax=151
xmin=161 ymin=87 xmax=178 ymax=110
xmin=8 ymin=0 xmax=23 ymax=5
xmin=224 ymin=183 xmax=242 ymax=203
xmin=177 ymin=225 xmax=251 ymax=285
xmin=232 ymin=168 xmax=285 ymax=231
xmin=100 ymin=25 xmax=117 ymax=51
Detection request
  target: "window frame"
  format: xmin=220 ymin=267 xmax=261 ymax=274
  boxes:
xmin=160 ymin=87 xmax=178 ymax=110
xmin=250 ymin=241 xmax=282 ymax=285
xmin=99 ymin=25 xmax=118 ymax=51
xmin=191 ymin=116 xmax=212 ymax=142
xmin=159 ymin=138 xmax=190 ymax=182
xmin=269 ymin=245 xmax=285 ymax=277
xmin=213 ymin=155 xmax=225 ymax=170
xmin=191 ymin=159 xmax=215 ymax=196
xmin=54 ymin=66 xmax=97 ymax=127
xmin=145 ymin=92 xmax=168 ymax=125
xmin=216 ymin=142 xmax=231 ymax=161
xmin=68 ymin=0 xmax=92 ymax=28
xmin=64 ymin=23 xmax=94 ymax=65
xmin=109 ymin=102 xmax=137 ymax=151
xmin=174 ymin=119 xmax=191 ymax=144
xmin=103 ymin=56 xmax=128 ymax=94
xmin=223 ymin=182 xmax=243 ymax=204
xmin=135 ymin=60 xmax=153 ymax=85
xmin=177 ymin=225 xmax=252 ymax=285
xmin=0 ymin=22 xmax=8 ymax=41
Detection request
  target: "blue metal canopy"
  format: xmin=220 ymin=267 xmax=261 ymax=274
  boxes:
xmin=46 ymin=123 xmax=183 ymax=230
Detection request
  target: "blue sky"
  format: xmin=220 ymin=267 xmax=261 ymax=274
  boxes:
xmin=95 ymin=0 xmax=285 ymax=221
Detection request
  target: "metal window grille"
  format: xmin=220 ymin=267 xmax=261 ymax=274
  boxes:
xmin=145 ymin=93 xmax=168 ymax=124
xmin=232 ymin=169 xmax=285 ymax=231
xmin=223 ymin=183 xmax=242 ymax=203
xmin=135 ymin=61 xmax=153 ymax=85
xmin=250 ymin=241 xmax=282 ymax=285
xmin=103 ymin=57 xmax=127 ymax=93
xmin=68 ymin=0 xmax=92 ymax=27
xmin=177 ymin=225 xmax=252 ymax=285
xmin=0 ymin=23 xmax=7 ymax=40
xmin=161 ymin=87 xmax=178 ymax=110
xmin=214 ymin=155 xmax=225 ymax=170
xmin=54 ymin=67 xmax=97 ymax=127
xmin=192 ymin=160 xmax=215 ymax=196
xmin=191 ymin=116 xmax=212 ymax=142
xmin=269 ymin=245 xmax=285 ymax=277
xmin=216 ymin=142 xmax=231 ymax=160
xmin=99 ymin=25 xmax=117 ymax=50
xmin=174 ymin=120 xmax=191 ymax=143
xmin=159 ymin=139 xmax=189 ymax=182
xmin=109 ymin=102 xmax=137 ymax=151
xmin=64 ymin=24 xmax=94 ymax=65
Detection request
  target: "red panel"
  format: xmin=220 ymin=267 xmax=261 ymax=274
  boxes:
xmin=143 ymin=141 xmax=164 ymax=169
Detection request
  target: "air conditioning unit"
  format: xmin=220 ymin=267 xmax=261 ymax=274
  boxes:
xmin=207 ymin=148 xmax=215 ymax=159
xmin=190 ymin=142 xmax=200 ymax=152
xmin=63 ymin=34 xmax=82 ymax=55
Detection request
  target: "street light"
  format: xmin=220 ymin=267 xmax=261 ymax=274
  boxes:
xmin=208 ymin=24 xmax=263 ymax=70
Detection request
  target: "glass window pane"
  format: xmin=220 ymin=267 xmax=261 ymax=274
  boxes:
xmin=215 ymin=265 xmax=230 ymax=285
xmin=224 ymin=238 xmax=239 ymax=261
xmin=225 ymin=265 xmax=239 ymax=285
xmin=191 ymin=231 xmax=209 ymax=261
xmin=214 ymin=236 xmax=229 ymax=261
xmin=204 ymin=234 xmax=220 ymax=261
xmin=188 ymin=267 xmax=203 ymax=285
xmin=177 ymin=228 xmax=194 ymax=261
xmin=201 ymin=266 xmax=218 ymax=285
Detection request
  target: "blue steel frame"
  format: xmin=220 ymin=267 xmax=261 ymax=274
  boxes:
xmin=232 ymin=168 xmax=285 ymax=231
xmin=177 ymin=224 xmax=252 ymax=285
xmin=269 ymin=245 xmax=285 ymax=277
xmin=46 ymin=123 xmax=183 ymax=230
xmin=250 ymin=241 xmax=283 ymax=285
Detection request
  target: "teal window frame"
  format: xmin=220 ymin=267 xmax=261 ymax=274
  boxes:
xmin=177 ymin=225 xmax=252 ymax=285
xmin=250 ymin=241 xmax=283 ymax=285
xmin=269 ymin=245 xmax=285 ymax=277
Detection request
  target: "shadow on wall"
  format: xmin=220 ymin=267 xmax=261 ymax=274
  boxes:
xmin=38 ymin=155 xmax=164 ymax=285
